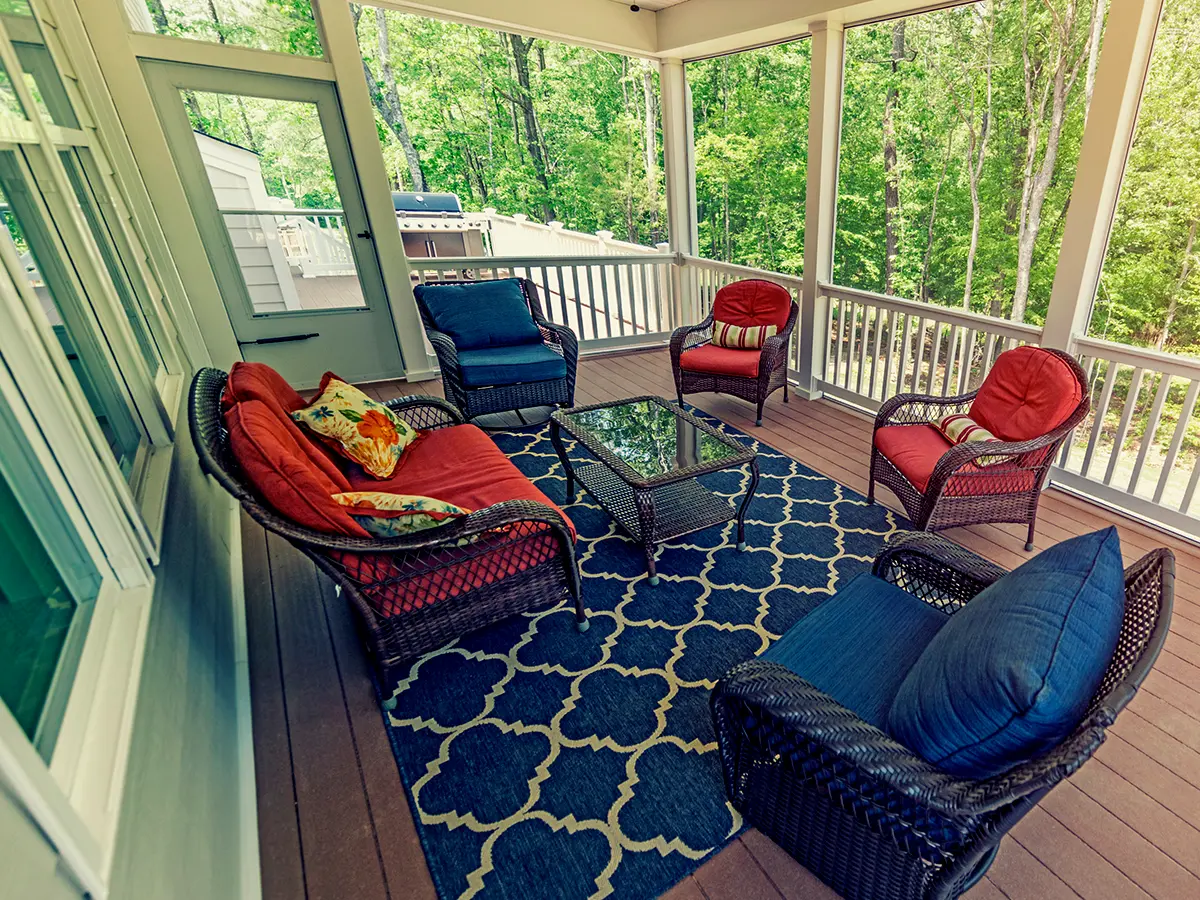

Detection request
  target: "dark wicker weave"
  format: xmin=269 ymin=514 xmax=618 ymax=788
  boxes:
xmin=417 ymin=277 xmax=579 ymax=421
xmin=189 ymin=368 xmax=585 ymax=697
xmin=868 ymin=348 xmax=1089 ymax=550
xmin=712 ymin=531 xmax=1174 ymax=900
xmin=670 ymin=300 xmax=799 ymax=426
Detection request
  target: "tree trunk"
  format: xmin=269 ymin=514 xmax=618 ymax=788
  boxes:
xmin=882 ymin=21 xmax=906 ymax=295
xmin=505 ymin=32 xmax=555 ymax=222
xmin=363 ymin=7 xmax=426 ymax=191
xmin=146 ymin=0 xmax=170 ymax=32
xmin=1083 ymin=0 xmax=1104 ymax=122
xmin=920 ymin=129 xmax=954 ymax=302
xmin=1159 ymin=218 xmax=1198 ymax=350
xmin=1011 ymin=0 xmax=1100 ymax=323
xmin=642 ymin=63 xmax=660 ymax=244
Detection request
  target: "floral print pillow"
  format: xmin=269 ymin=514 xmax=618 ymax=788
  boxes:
xmin=292 ymin=376 xmax=417 ymax=478
xmin=330 ymin=491 xmax=470 ymax=539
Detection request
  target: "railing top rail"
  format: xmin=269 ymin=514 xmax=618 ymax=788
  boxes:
xmin=819 ymin=282 xmax=1043 ymax=340
xmin=219 ymin=207 xmax=346 ymax=217
xmin=682 ymin=254 xmax=804 ymax=288
xmin=1074 ymin=335 xmax=1200 ymax=379
xmin=407 ymin=253 xmax=677 ymax=268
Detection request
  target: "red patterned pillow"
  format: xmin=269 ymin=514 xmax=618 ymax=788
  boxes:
xmin=934 ymin=414 xmax=1014 ymax=466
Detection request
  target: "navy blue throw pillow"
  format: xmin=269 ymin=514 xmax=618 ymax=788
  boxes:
xmin=414 ymin=279 xmax=543 ymax=350
xmin=887 ymin=527 xmax=1125 ymax=778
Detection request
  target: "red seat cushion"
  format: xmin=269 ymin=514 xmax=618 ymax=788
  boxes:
xmin=226 ymin=400 xmax=368 ymax=537
xmin=679 ymin=344 xmax=761 ymax=378
xmin=712 ymin=279 xmax=792 ymax=332
xmin=875 ymin=425 xmax=953 ymax=493
xmin=969 ymin=347 xmax=1082 ymax=442
xmin=874 ymin=424 xmax=1037 ymax=496
xmin=342 ymin=424 xmax=575 ymax=617
xmin=222 ymin=361 xmax=350 ymax=490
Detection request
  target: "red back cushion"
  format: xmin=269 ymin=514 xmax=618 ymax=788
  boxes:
xmin=969 ymin=347 xmax=1082 ymax=442
xmin=222 ymin=361 xmax=351 ymax=490
xmin=226 ymin=400 xmax=368 ymax=537
xmin=712 ymin=279 xmax=792 ymax=331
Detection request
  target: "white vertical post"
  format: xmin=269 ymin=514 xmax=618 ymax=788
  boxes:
xmin=797 ymin=21 xmax=845 ymax=400
xmin=659 ymin=57 xmax=698 ymax=321
xmin=312 ymin=0 xmax=435 ymax=379
xmin=1041 ymin=0 xmax=1163 ymax=350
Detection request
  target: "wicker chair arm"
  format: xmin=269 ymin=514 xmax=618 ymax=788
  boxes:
xmin=715 ymin=659 xmax=1105 ymax=821
xmin=383 ymin=395 xmax=464 ymax=430
xmin=670 ymin=314 xmax=715 ymax=361
xmin=875 ymin=392 xmax=976 ymax=428
xmin=873 ymin=531 xmax=1008 ymax=611
xmin=759 ymin=331 xmax=790 ymax=373
xmin=925 ymin=423 xmax=1079 ymax=491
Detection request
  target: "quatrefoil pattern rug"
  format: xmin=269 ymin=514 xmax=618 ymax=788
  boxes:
xmin=382 ymin=410 xmax=903 ymax=900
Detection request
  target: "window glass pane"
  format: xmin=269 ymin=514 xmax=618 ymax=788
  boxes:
xmin=834 ymin=1 xmax=1108 ymax=324
xmin=0 ymin=459 xmax=98 ymax=761
xmin=0 ymin=160 xmax=145 ymax=477
xmin=0 ymin=57 xmax=28 ymax=120
xmin=136 ymin=0 xmax=321 ymax=57
xmin=688 ymin=40 xmax=811 ymax=272
xmin=60 ymin=150 xmax=163 ymax=373
xmin=1093 ymin=1 xmax=1200 ymax=351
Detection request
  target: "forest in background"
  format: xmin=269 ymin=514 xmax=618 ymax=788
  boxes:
xmin=149 ymin=0 xmax=1200 ymax=356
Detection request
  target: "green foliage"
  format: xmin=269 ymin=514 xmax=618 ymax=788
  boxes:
xmin=146 ymin=0 xmax=320 ymax=56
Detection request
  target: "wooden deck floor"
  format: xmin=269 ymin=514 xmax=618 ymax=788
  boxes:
xmin=243 ymin=348 xmax=1200 ymax=900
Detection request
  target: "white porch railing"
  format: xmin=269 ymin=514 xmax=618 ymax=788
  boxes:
xmin=816 ymin=284 xmax=1042 ymax=410
xmin=408 ymin=253 xmax=678 ymax=347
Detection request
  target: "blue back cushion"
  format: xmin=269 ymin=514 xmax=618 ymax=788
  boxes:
xmin=888 ymin=528 xmax=1125 ymax=778
xmin=763 ymin=573 xmax=949 ymax=730
xmin=414 ymin=279 xmax=543 ymax=350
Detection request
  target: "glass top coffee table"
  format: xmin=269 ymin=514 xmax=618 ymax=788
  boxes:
xmin=550 ymin=395 xmax=759 ymax=584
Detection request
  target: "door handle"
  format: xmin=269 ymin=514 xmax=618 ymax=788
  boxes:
xmin=356 ymin=230 xmax=372 ymax=239
xmin=238 ymin=332 xmax=320 ymax=346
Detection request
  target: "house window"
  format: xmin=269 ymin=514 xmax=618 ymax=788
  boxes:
xmin=132 ymin=0 xmax=322 ymax=57
xmin=833 ymin=1 xmax=1107 ymax=325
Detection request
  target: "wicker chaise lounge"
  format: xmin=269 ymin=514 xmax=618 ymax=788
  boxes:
xmin=190 ymin=364 xmax=585 ymax=695
xmin=712 ymin=530 xmax=1173 ymax=900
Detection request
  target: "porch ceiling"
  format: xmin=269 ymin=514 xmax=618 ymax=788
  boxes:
xmin=381 ymin=0 xmax=953 ymax=59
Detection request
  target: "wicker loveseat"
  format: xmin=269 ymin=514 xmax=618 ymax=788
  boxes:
xmin=190 ymin=363 xmax=585 ymax=695
xmin=712 ymin=530 xmax=1173 ymax=900
xmin=414 ymin=276 xmax=578 ymax=422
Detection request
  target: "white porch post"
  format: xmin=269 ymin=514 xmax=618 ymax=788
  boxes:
xmin=796 ymin=21 xmax=844 ymax=400
xmin=659 ymin=57 xmax=698 ymax=323
xmin=1040 ymin=0 xmax=1163 ymax=350
xmin=312 ymin=0 xmax=436 ymax=380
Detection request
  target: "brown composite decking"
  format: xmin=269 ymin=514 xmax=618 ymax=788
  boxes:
xmin=243 ymin=348 xmax=1200 ymax=900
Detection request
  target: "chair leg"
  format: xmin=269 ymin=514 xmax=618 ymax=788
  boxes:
xmin=756 ymin=398 xmax=764 ymax=427
xmin=866 ymin=449 xmax=876 ymax=504
xmin=676 ymin=390 xmax=684 ymax=407
xmin=783 ymin=382 xmax=789 ymax=403
xmin=1025 ymin=515 xmax=1037 ymax=552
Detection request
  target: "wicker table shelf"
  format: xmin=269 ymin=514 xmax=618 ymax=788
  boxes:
xmin=551 ymin=395 xmax=759 ymax=584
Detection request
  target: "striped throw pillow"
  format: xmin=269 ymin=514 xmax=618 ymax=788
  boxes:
xmin=712 ymin=319 xmax=778 ymax=349
xmin=934 ymin=414 xmax=1014 ymax=467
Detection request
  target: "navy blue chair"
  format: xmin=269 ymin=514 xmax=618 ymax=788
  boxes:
xmin=413 ymin=277 xmax=578 ymax=422
xmin=712 ymin=529 xmax=1173 ymax=900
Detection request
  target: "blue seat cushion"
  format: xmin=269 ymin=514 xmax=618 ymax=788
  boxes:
xmin=457 ymin=343 xmax=568 ymax=388
xmin=415 ymin=279 xmax=543 ymax=350
xmin=762 ymin=572 xmax=950 ymax=730
xmin=888 ymin=527 xmax=1125 ymax=778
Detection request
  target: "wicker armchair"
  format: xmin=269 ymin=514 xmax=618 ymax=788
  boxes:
xmin=189 ymin=368 xmax=584 ymax=695
xmin=712 ymin=531 xmax=1174 ymax=900
xmin=868 ymin=347 xmax=1089 ymax=550
xmin=670 ymin=279 xmax=799 ymax=426
xmin=416 ymin=277 xmax=578 ymax=422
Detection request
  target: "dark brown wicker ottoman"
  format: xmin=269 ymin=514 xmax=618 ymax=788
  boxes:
xmin=550 ymin=395 xmax=759 ymax=584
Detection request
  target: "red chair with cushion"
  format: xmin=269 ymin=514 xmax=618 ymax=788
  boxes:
xmin=670 ymin=279 xmax=799 ymax=426
xmin=190 ymin=362 xmax=585 ymax=696
xmin=868 ymin=346 xmax=1089 ymax=550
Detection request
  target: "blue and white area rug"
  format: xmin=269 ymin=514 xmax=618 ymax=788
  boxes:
xmin=382 ymin=410 xmax=904 ymax=900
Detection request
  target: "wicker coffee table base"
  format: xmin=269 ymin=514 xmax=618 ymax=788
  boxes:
xmin=552 ymin=429 xmax=760 ymax=584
